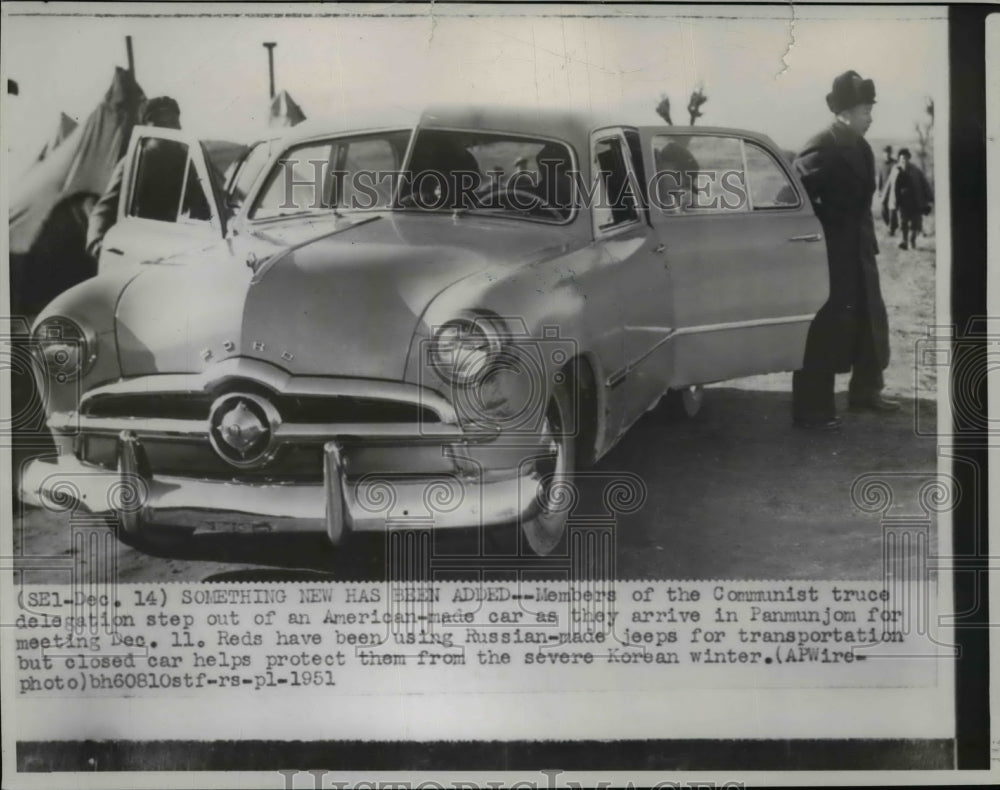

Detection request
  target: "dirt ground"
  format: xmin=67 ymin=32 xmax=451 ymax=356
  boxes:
xmin=11 ymin=215 xmax=939 ymax=583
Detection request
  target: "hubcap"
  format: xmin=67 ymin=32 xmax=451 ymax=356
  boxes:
xmin=523 ymin=414 xmax=572 ymax=553
xmin=682 ymin=385 xmax=704 ymax=417
xmin=534 ymin=418 xmax=565 ymax=511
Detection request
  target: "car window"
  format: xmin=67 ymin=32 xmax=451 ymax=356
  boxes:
xmin=592 ymin=135 xmax=639 ymax=231
xmin=651 ymin=134 xmax=747 ymax=214
xmin=253 ymin=141 xmax=334 ymax=219
xmin=744 ymin=141 xmax=800 ymax=209
xmin=337 ymin=133 xmax=409 ymax=209
xmin=128 ymin=138 xmax=214 ymax=225
xmin=397 ymin=129 xmax=574 ymax=221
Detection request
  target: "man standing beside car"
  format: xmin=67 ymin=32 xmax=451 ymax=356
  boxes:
xmin=85 ymin=96 xmax=182 ymax=261
xmin=791 ymin=70 xmax=899 ymax=430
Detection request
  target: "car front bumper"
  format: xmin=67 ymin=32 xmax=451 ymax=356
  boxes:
xmin=19 ymin=431 xmax=543 ymax=545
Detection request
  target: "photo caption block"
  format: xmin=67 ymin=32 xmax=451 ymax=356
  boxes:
xmin=14 ymin=580 xmax=944 ymax=698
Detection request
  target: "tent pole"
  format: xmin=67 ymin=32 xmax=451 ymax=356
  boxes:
xmin=125 ymin=36 xmax=135 ymax=78
xmin=264 ymin=42 xmax=276 ymax=99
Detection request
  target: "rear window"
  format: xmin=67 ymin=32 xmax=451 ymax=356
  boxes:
xmin=651 ymin=134 xmax=747 ymax=214
xmin=744 ymin=142 xmax=800 ymax=209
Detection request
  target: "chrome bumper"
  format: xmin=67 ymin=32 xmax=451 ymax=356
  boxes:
xmin=20 ymin=431 xmax=539 ymax=544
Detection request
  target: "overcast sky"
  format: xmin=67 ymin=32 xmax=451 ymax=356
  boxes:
xmin=2 ymin=3 xmax=947 ymax=178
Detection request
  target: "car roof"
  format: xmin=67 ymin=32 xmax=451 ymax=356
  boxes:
xmin=418 ymin=105 xmax=607 ymax=151
xmin=270 ymin=105 xmax=774 ymax=160
xmin=279 ymin=106 xmax=424 ymax=142
xmin=272 ymin=105 xmax=624 ymax=153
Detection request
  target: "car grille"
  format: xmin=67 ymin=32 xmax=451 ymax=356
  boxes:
xmin=80 ymin=435 xmax=327 ymax=482
xmin=82 ymin=390 xmax=440 ymax=423
xmin=77 ymin=382 xmax=443 ymax=482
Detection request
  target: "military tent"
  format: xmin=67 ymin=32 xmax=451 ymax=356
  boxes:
xmin=268 ymin=89 xmax=306 ymax=128
xmin=9 ymin=67 xmax=145 ymax=317
xmin=35 ymin=112 xmax=78 ymax=163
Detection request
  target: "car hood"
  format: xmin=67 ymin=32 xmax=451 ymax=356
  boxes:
xmin=114 ymin=212 xmax=574 ymax=379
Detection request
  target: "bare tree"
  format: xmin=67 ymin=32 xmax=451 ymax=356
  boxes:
xmin=687 ymin=85 xmax=708 ymax=125
xmin=655 ymin=85 xmax=708 ymax=126
xmin=655 ymin=96 xmax=673 ymax=125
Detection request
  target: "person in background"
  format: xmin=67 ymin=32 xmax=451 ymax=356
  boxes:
xmin=891 ymin=147 xmax=933 ymax=250
xmin=876 ymin=144 xmax=898 ymax=235
xmin=85 ymin=96 xmax=181 ymax=260
xmin=791 ymin=70 xmax=899 ymax=430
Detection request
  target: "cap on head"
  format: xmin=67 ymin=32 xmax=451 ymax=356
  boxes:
xmin=883 ymin=144 xmax=893 ymax=153
xmin=897 ymin=147 xmax=911 ymax=159
xmin=825 ymin=70 xmax=876 ymax=114
xmin=139 ymin=96 xmax=181 ymax=126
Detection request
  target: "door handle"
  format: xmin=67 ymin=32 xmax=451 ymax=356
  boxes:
xmin=105 ymin=247 xmax=124 ymax=255
xmin=787 ymin=233 xmax=822 ymax=243
xmin=653 ymin=243 xmax=667 ymax=254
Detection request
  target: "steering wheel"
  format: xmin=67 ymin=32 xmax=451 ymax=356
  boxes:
xmin=472 ymin=182 xmax=565 ymax=220
xmin=396 ymin=190 xmax=423 ymax=208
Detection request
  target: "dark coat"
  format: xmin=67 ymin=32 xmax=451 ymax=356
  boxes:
xmin=86 ymin=157 xmax=124 ymax=259
xmin=894 ymin=162 xmax=933 ymax=217
xmin=85 ymin=139 xmax=190 ymax=259
xmin=794 ymin=123 xmax=890 ymax=373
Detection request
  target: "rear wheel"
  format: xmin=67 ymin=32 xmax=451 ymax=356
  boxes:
xmin=662 ymin=384 xmax=704 ymax=419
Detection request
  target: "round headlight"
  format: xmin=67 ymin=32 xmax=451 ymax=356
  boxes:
xmin=429 ymin=315 xmax=506 ymax=386
xmin=32 ymin=317 xmax=94 ymax=383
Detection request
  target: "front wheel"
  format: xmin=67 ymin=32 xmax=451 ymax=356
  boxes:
xmin=662 ymin=384 xmax=704 ymax=419
xmin=520 ymin=382 xmax=577 ymax=556
xmin=108 ymin=515 xmax=194 ymax=554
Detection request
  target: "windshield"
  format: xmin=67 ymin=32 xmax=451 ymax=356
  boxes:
xmin=250 ymin=130 xmax=411 ymax=220
xmin=396 ymin=129 xmax=575 ymax=222
xmin=226 ymin=140 xmax=274 ymax=213
xmin=249 ymin=128 xmax=576 ymax=223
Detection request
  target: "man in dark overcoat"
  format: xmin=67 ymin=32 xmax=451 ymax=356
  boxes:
xmin=791 ymin=70 xmax=899 ymax=429
xmin=892 ymin=147 xmax=933 ymax=250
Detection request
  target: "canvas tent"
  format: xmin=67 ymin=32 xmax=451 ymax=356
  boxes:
xmin=9 ymin=67 xmax=145 ymax=316
xmin=269 ymin=89 xmax=306 ymax=128
xmin=36 ymin=112 xmax=78 ymax=163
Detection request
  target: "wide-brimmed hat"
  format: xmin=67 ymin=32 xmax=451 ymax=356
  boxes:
xmin=826 ymin=70 xmax=876 ymax=113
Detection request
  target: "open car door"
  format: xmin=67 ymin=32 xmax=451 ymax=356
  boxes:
xmin=99 ymin=126 xmax=228 ymax=271
xmin=636 ymin=127 xmax=829 ymax=388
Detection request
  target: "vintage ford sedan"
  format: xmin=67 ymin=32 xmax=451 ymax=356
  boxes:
xmin=21 ymin=106 xmax=828 ymax=555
